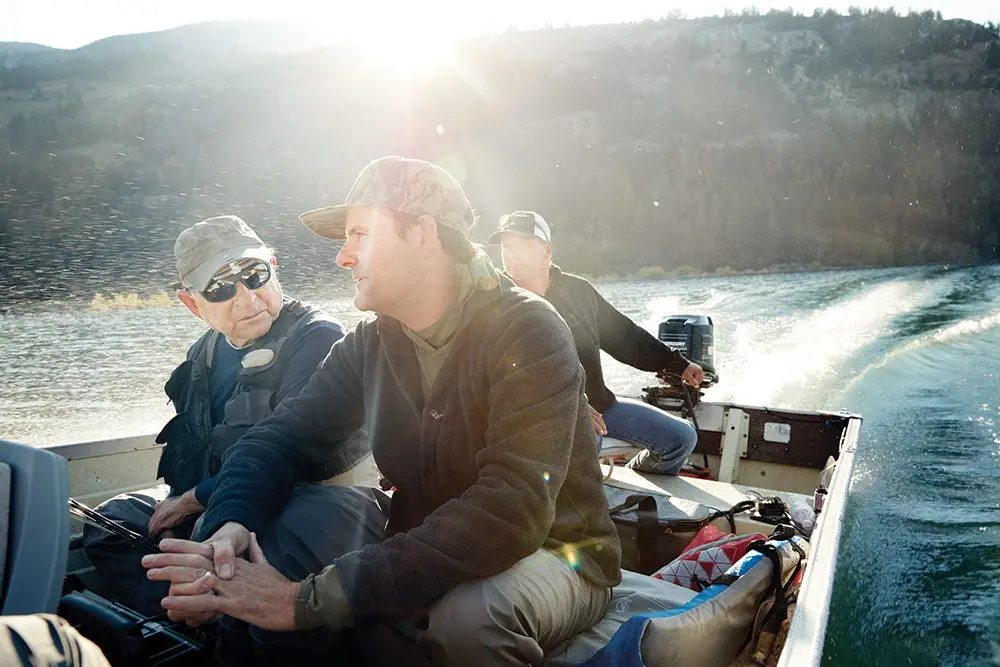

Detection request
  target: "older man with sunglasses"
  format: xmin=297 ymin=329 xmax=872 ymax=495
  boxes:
xmin=84 ymin=215 xmax=375 ymax=617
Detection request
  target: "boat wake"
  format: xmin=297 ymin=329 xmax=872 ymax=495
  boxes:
xmin=846 ymin=307 xmax=1000 ymax=391
xmin=713 ymin=280 xmax=932 ymax=408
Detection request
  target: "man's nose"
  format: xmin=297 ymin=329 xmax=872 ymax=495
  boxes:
xmin=336 ymin=244 xmax=356 ymax=269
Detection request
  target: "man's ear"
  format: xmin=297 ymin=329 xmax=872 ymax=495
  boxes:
xmin=544 ymin=241 xmax=553 ymax=264
xmin=415 ymin=214 xmax=440 ymax=246
xmin=176 ymin=290 xmax=203 ymax=320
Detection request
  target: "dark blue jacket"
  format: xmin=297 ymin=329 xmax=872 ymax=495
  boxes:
xmin=154 ymin=299 xmax=362 ymax=502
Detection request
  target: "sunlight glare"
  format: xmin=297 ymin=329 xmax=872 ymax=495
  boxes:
xmin=336 ymin=5 xmax=464 ymax=74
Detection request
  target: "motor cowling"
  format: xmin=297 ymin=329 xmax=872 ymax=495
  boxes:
xmin=658 ymin=314 xmax=718 ymax=385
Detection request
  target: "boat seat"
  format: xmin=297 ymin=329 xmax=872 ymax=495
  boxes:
xmin=600 ymin=436 xmax=642 ymax=458
xmin=599 ymin=436 xmax=641 ymax=479
xmin=0 ymin=439 xmax=70 ymax=615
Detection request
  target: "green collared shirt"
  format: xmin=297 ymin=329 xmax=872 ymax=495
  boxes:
xmin=401 ymin=250 xmax=500 ymax=398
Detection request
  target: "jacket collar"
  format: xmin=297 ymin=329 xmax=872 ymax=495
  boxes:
xmin=375 ymin=279 xmax=513 ymax=410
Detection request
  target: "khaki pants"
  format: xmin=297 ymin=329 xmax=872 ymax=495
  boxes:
xmin=245 ymin=487 xmax=611 ymax=667
xmin=416 ymin=549 xmax=611 ymax=666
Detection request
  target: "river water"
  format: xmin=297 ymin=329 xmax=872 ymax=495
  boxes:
xmin=2 ymin=263 xmax=998 ymax=665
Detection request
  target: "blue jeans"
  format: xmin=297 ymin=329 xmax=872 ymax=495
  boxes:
xmin=601 ymin=397 xmax=698 ymax=475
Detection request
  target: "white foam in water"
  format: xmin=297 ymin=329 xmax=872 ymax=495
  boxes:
xmin=636 ymin=291 xmax=731 ymax=337
xmin=713 ymin=280 xmax=931 ymax=409
xmin=642 ymin=295 xmax=682 ymax=327
xmin=849 ymin=308 xmax=1000 ymax=386
xmin=931 ymin=309 xmax=1000 ymax=345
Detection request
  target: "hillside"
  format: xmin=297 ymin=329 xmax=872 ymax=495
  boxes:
xmin=1 ymin=8 xmax=998 ymax=302
xmin=1 ymin=20 xmax=333 ymax=65
xmin=0 ymin=42 xmax=61 ymax=68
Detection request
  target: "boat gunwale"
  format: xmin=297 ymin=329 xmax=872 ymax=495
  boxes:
xmin=43 ymin=434 xmax=160 ymax=461
xmin=778 ymin=414 xmax=861 ymax=667
xmin=41 ymin=400 xmax=859 ymax=463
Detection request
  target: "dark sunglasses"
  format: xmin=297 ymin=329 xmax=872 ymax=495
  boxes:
xmin=201 ymin=261 xmax=272 ymax=303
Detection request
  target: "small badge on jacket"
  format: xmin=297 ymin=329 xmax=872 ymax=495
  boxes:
xmin=241 ymin=348 xmax=275 ymax=368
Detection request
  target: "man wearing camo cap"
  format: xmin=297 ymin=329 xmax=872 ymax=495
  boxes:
xmin=145 ymin=157 xmax=623 ymax=666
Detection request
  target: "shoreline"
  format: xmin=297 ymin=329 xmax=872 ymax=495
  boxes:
xmin=1 ymin=261 xmax=993 ymax=315
xmin=588 ymin=260 xmax=989 ymax=283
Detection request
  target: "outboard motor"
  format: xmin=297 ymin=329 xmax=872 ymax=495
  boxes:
xmin=643 ymin=314 xmax=718 ymax=415
xmin=657 ymin=314 xmax=718 ymax=384
xmin=645 ymin=314 xmax=719 ymax=476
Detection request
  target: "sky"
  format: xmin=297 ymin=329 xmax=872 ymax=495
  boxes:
xmin=1 ymin=0 xmax=997 ymax=49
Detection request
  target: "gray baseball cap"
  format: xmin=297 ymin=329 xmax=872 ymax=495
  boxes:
xmin=299 ymin=156 xmax=476 ymax=240
xmin=487 ymin=211 xmax=552 ymax=245
xmin=173 ymin=215 xmax=272 ymax=292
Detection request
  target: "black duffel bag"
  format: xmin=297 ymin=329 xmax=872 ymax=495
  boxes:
xmin=605 ymin=485 xmax=756 ymax=574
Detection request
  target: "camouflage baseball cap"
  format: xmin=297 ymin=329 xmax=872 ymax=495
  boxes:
xmin=173 ymin=215 xmax=272 ymax=292
xmin=299 ymin=156 xmax=475 ymax=239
